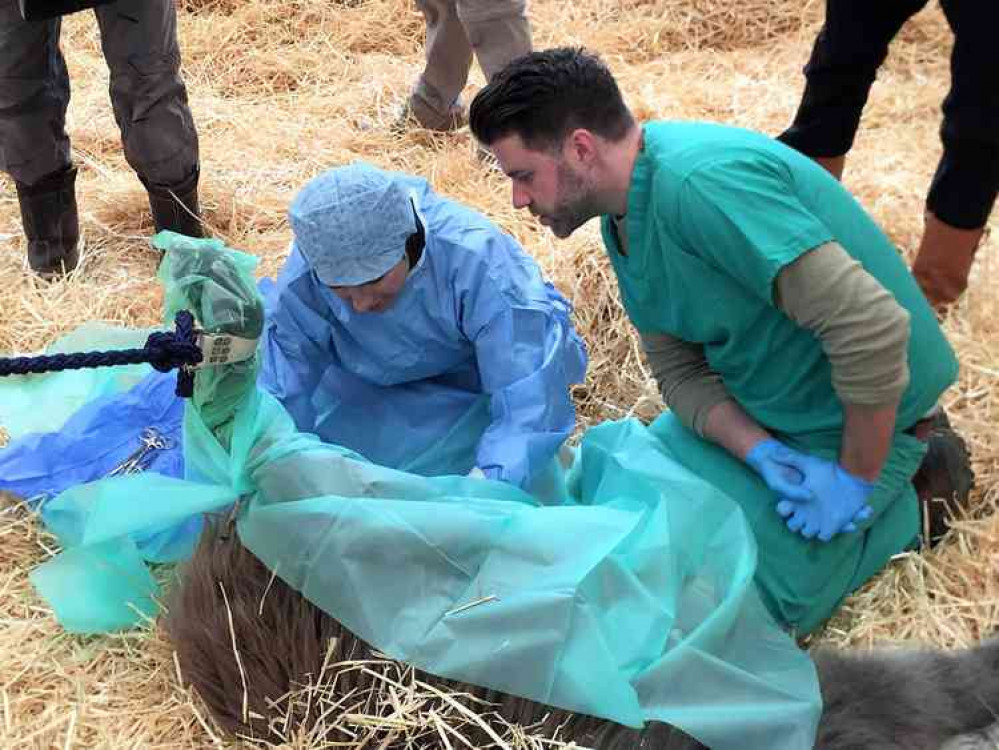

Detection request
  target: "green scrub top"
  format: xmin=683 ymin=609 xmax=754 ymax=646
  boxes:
xmin=602 ymin=121 xmax=959 ymax=632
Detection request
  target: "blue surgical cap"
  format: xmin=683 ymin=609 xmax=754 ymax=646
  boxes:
xmin=288 ymin=163 xmax=417 ymax=287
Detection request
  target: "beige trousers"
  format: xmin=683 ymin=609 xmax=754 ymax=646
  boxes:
xmin=410 ymin=0 xmax=531 ymax=129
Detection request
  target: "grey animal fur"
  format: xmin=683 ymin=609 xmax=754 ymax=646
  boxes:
xmin=812 ymin=640 xmax=999 ymax=750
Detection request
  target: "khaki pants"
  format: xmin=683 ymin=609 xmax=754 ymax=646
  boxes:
xmin=0 ymin=0 xmax=199 ymax=188
xmin=410 ymin=0 xmax=531 ymax=129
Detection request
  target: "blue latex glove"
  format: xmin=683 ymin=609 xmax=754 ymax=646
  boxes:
xmin=746 ymin=439 xmax=874 ymax=542
xmin=745 ymin=439 xmax=812 ymax=502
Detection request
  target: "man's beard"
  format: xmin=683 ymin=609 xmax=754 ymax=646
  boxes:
xmin=545 ymin=162 xmax=597 ymax=239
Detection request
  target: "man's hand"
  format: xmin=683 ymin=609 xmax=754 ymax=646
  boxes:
xmin=747 ymin=439 xmax=874 ymax=542
xmin=745 ymin=439 xmax=812 ymax=501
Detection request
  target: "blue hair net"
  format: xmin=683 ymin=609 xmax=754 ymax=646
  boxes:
xmin=288 ymin=163 xmax=417 ymax=287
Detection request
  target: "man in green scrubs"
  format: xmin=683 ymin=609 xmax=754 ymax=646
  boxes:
xmin=469 ymin=47 xmax=970 ymax=634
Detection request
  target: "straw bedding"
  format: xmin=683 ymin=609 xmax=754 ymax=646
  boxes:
xmin=0 ymin=0 xmax=996 ymax=746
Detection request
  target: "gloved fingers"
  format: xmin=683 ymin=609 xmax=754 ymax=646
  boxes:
xmin=778 ymin=464 xmax=805 ymax=485
xmin=768 ymin=474 xmax=813 ymax=502
xmin=817 ymin=526 xmax=838 ymax=542
xmin=775 ymin=498 xmax=797 ymax=517
xmin=769 ymin=445 xmax=811 ymax=470
xmin=800 ymin=519 xmax=820 ymax=539
xmin=854 ymin=505 xmax=874 ymax=522
xmin=786 ymin=513 xmax=807 ymax=533
xmin=770 ymin=443 xmax=806 ymax=464
xmin=842 ymin=522 xmax=857 ymax=533
xmin=770 ymin=479 xmax=815 ymax=503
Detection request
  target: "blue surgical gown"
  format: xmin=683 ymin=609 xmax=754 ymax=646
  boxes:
xmin=259 ymin=176 xmax=587 ymax=489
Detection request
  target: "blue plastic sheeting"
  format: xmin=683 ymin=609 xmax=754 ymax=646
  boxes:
xmin=0 ymin=323 xmax=153 ymax=441
xmin=0 ymin=366 xmax=192 ymax=562
xmin=259 ymin=170 xmax=587 ymax=489
xmin=0 ymin=370 xmax=183 ymax=501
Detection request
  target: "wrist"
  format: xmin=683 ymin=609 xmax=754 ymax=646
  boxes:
xmin=701 ymin=401 xmax=771 ymax=461
xmin=838 ymin=454 xmax=882 ymax=483
xmin=836 ymin=462 xmax=876 ymax=492
xmin=745 ymin=437 xmax=779 ymax=471
xmin=840 ymin=401 xmax=897 ymax=482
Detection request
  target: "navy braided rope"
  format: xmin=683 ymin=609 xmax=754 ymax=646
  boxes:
xmin=0 ymin=310 xmax=203 ymax=398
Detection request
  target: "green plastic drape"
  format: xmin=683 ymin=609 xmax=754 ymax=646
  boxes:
xmin=21 ymin=232 xmax=821 ymax=750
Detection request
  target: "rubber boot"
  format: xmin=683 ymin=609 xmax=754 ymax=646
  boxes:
xmin=911 ymin=212 xmax=984 ymax=311
xmin=14 ymin=166 xmax=80 ymax=278
xmin=147 ymin=169 xmax=204 ymax=238
xmin=911 ymin=410 xmax=976 ymax=547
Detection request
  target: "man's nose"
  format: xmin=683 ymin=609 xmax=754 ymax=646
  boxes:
xmin=512 ymin=183 xmax=531 ymax=210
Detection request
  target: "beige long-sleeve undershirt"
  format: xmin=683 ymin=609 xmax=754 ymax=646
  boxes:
xmin=624 ymin=223 xmax=911 ymax=436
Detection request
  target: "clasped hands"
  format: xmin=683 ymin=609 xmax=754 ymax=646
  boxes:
xmin=746 ymin=439 xmax=874 ymax=542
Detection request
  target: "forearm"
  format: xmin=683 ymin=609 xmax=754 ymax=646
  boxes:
xmin=473 ymin=312 xmax=581 ymax=487
xmin=475 ymin=424 xmax=569 ymax=487
xmin=641 ymin=332 xmax=733 ymax=437
xmin=701 ymin=399 xmax=772 ymax=461
xmin=777 ymin=241 xmax=909 ymax=479
xmin=840 ymin=401 xmax=897 ymax=481
xmin=641 ymin=331 xmax=770 ymax=459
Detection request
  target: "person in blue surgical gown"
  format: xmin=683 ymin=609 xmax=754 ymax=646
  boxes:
xmin=258 ymin=163 xmax=588 ymax=490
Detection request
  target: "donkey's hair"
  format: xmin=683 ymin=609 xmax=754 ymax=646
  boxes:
xmin=166 ymin=522 xmax=999 ymax=750
xmin=164 ymin=521 xmax=698 ymax=748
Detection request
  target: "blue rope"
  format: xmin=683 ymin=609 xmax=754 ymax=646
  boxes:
xmin=0 ymin=311 xmax=203 ymax=397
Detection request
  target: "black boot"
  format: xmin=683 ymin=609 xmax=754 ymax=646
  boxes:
xmin=147 ymin=169 xmax=204 ymax=238
xmin=912 ymin=410 xmax=976 ymax=547
xmin=15 ymin=166 xmax=80 ymax=278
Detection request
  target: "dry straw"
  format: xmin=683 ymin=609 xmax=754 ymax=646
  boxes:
xmin=1 ymin=0 xmax=996 ymax=746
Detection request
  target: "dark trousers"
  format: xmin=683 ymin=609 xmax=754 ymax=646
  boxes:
xmin=0 ymin=0 xmax=199 ymax=189
xmin=778 ymin=0 xmax=999 ymax=230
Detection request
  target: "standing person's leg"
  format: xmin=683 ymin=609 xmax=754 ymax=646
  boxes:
xmin=0 ymin=0 xmax=79 ymax=276
xmin=95 ymin=0 xmax=202 ymax=237
xmin=408 ymin=0 xmax=473 ymax=132
xmin=456 ymin=0 xmax=531 ymax=82
xmin=911 ymin=0 xmax=999 ymax=309
xmin=778 ymin=0 xmax=929 ymax=180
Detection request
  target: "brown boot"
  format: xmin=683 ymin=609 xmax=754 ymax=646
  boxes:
xmin=147 ymin=169 xmax=204 ymax=238
xmin=911 ymin=410 xmax=975 ymax=547
xmin=911 ymin=212 xmax=984 ymax=311
xmin=15 ymin=166 xmax=80 ymax=278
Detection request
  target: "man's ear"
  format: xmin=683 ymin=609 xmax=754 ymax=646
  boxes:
xmin=565 ymin=128 xmax=599 ymax=166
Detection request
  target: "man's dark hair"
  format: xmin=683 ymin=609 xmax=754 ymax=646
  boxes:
xmin=470 ymin=47 xmax=635 ymax=151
